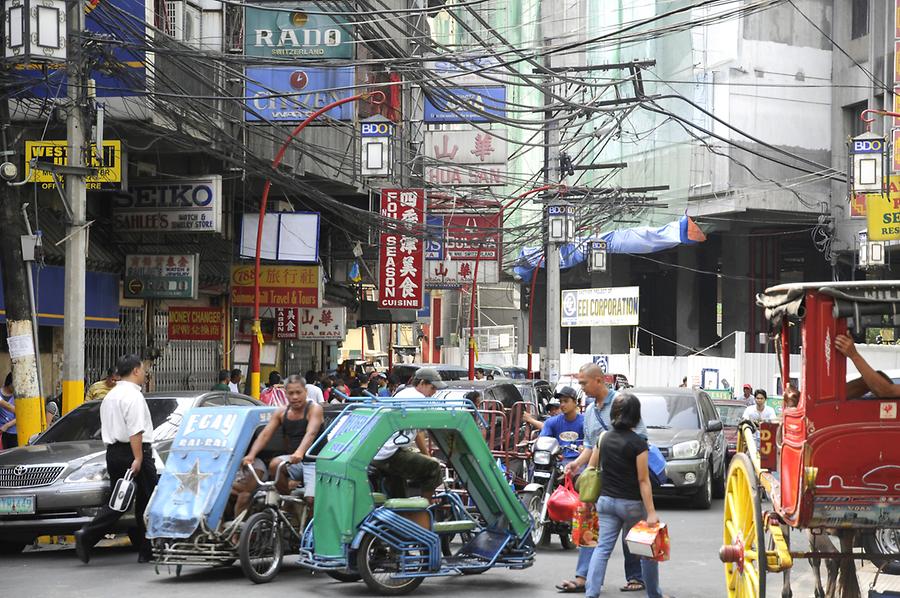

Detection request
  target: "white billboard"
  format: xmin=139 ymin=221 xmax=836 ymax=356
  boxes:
xmin=424 ymin=130 xmax=507 ymax=187
xmin=561 ymin=286 xmax=640 ymax=327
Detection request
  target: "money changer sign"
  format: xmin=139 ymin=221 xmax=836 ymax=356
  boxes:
xmin=561 ymin=286 xmax=640 ymax=328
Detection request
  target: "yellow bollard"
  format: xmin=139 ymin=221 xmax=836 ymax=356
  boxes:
xmin=15 ymin=396 xmax=43 ymax=446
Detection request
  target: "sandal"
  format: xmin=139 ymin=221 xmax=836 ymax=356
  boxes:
xmin=620 ymin=581 xmax=645 ymax=592
xmin=555 ymin=580 xmax=586 ymax=593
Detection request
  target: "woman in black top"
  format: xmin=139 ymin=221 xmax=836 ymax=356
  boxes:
xmin=584 ymin=393 xmax=669 ymax=598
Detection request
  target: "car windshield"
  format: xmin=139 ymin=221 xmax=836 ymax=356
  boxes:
xmin=36 ymin=397 xmax=196 ymax=444
xmin=715 ymin=404 xmax=745 ymax=426
xmin=635 ymin=393 xmax=701 ymax=429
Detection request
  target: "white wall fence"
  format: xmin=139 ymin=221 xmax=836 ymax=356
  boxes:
xmin=451 ymin=342 xmax=900 ymax=396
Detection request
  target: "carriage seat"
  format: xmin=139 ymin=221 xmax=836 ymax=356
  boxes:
xmin=383 ymin=497 xmax=430 ymax=510
xmin=371 ymin=492 xmax=387 ymax=505
xmin=432 ymin=519 xmax=477 ymax=534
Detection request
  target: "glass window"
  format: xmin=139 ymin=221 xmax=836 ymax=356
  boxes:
xmin=699 ymin=393 xmax=717 ymax=424
xmin=228 ymin=395 xmax=257 ymax=406
xmin=851 ymin=0 xmax=868 ymax=40
xmin=635 ymin=393 xmax=701 ymax=429
xmin=36 ymin=397 xmax=192 ymax=444
xmin=714 ymin=403 xmax=745 ymax=426
xmin=200 ymin=394 xmax=227 ymax=406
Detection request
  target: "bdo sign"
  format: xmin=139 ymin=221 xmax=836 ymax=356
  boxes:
xmin=361 ymin=122 xmax=392 ymax=137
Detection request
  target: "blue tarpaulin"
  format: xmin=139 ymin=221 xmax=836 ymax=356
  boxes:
xmin=514 ymin=215 xmax=706 ymax=282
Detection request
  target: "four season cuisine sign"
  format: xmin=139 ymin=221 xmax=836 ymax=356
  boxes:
xmin=379 ymin=189 xmax=425 ymax=309
xmin=561 ymin=286 xmax=640 ymax=327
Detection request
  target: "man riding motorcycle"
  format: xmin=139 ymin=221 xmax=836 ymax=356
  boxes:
xmin=539 ymin=387 xmax=584 ymax=462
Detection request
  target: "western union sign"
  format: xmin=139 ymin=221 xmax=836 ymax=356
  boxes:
xmin=561 ymin=286 xmax=640 ymax=327
xmin=24 ymin=140 xmax=122 ymax=189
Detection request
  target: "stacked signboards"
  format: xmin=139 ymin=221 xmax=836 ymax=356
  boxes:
xmin=243 ymin=3 xmax=355 ymax=123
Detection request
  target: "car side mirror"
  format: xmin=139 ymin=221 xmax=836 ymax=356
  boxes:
xmin=707 ymin=420 xmax=723 ymax=432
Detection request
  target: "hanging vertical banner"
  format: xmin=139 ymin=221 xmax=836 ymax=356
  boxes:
xmin=378 ymin=189 xmax=425 ymax=309
xmin=894 ymin=129 xmax=900 ymax=174
xmin=275 ymin=308 xmax=300 ymax=339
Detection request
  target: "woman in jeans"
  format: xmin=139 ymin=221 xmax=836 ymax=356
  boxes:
xmin=584 ymin=393 xmax=670 ymax=598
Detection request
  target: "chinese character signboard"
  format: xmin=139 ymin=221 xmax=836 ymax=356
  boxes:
xmin=245 ymin=66 xmax=355 ymax=122
xmin=424 ymin=130 xmax=507 ymax=186
xmin=424 ymin=211 xmax=501 ymax=287
xmin=423 ymin=86 xmax=506 ymax=123
xmin=244 ymin=3 xmax=352 ymax=59
xmin=561 ymin=287 xmax=640 ymax=327
xmin=25 ymin=140 xmax=122 ymax=190
xmin=231 ymin=265 xmax=322 ymax=308
xmin=111 ymin=176 xmax=222 ymax=233
xmin=125 ymin=254 xmax=199 ymax=300
xmin=168 ymin=307 xmax=223 ymax=341
xmin=275 ymin=308 xmax=299 ymax=339
xmin=378 ymin=189 xmax=425 ymax=309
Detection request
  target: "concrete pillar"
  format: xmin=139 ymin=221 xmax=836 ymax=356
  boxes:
xmin=675 ymin=247 xmax=701 ymax=352
xmin=589 ymin=255 xmax=632 ymax=355
xmin=721 ymin=233 xmax=751 ymax=357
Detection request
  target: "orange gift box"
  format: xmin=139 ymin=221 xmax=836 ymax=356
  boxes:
xmin=625 ymin=521 xmax=670 ymax=561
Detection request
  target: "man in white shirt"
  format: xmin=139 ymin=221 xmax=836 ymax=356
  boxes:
xmin=742 ymin=388 xmax=776 ymax=423
xmin=228 ymin=368 xmax=242 ymax=393
xmin=75 ymin=354 xmax=157 ymax=564
xmin=372 ymin=367 xmax=445 ymax=500
xmin=305 ymin=382 xmax=324 ymax=404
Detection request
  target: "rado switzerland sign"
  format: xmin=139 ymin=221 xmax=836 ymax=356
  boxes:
xmin=244 ymin=3 xmax=352 ymax=59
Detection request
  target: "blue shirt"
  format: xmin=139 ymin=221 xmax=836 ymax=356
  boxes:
xmin=377 ymin=388 xmax=391 ymax=397
xmin=0 ymin=390 xmax=15 ymax=434
xmin=540 ymin=413 xmax=584 ymax=459
xmin=583 ymin=389 xmax=646 ymax=449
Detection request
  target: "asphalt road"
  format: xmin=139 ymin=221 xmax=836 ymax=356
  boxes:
xmin=3 ymin=498 xmax=887 ymax=597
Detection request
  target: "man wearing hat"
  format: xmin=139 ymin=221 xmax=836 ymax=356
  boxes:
xmin=371 ymin=367 xmax=444 ymax=500
xmin=539 ymin=386 xmax=584 ymax=463
xmin=740 ymin=383 xmax=753 ymax=405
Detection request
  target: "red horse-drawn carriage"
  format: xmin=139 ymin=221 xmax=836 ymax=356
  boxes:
xmin=720 ymin=282 xmax=900 ymax=597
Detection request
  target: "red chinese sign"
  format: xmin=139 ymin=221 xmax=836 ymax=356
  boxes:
xmin=378 ymin=189 xmax=425 ymax=309
xmin=167 ymin=307 xmax=223 ymax=341
xmin=275 ymin=308 xmax=299 ymax=340
xmin=442 ymin=213 xmax=501 ymax=260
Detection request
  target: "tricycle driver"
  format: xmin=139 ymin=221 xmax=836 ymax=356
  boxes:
xmin=243 ymin=375 xmax=324 ymax=503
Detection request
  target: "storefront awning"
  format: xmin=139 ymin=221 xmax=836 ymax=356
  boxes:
xmin=0 ymin=265 xmax=120 ymax=329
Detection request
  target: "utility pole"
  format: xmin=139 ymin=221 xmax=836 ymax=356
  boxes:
xmin=62 ymin=0 xmax=89 ymax=414
xmin=543 ymin=41 xmax=562 ymax=385
xmin=0 ymin=105 xmax=44 ymax=444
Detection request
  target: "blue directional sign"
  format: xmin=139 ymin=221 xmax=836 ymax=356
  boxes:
xmin=423 ymin=86 xmax=506 ymax=123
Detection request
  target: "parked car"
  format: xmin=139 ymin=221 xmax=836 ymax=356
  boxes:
xmin=501 ymin=366 xmax=529 ymax=380
xmin=389 ymin=363 xmax=469 ymax=385
xmin=475 ymin=363 xmax=507 ymax=379
xmin=433 ymin=380 xmax=527 ymax=410
xmin=712 ymin=399 xmax=746 ymax=464
xmin=0 ymin=390 xmax=260 ymax=553
xmin=514 ymin=380 xmax=554 ymax=414
xmin=629 ymin=387 xmax=726 ymax=509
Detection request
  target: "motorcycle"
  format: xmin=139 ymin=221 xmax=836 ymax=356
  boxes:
xmin=520 ymin=436 xmax=573 ymax=548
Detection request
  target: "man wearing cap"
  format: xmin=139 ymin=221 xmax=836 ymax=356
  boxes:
xmin=539 ymin=386 xmax=584 ymax=463
xmin=557 ymin=363 xmax=646 ymax=594
xmin=740 ymin=384 xmax=753 ymax=405
xmin=372 ymin=367 xmax=444 ymax=499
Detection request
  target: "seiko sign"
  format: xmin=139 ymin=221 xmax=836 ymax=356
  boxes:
xmin=111 ymin=176 xmax=222 ymax=233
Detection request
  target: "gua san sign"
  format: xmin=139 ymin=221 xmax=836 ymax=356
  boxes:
xmin=244 ymin=3 xmax=352 ymax=59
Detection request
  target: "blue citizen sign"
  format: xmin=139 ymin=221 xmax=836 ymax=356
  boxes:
xmin=245 ymin=66 xmax=355 ymax=122
xmin=361 ymin=122 xmax=393 ymax=137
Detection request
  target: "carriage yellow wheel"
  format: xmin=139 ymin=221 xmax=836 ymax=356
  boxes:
xmin=721 ymin=453 xmax=766 ymax=598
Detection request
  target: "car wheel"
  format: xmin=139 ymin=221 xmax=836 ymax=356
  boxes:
xmin=692 ymin=466 xmax=713 ymax=510
xmin=712 ymin=461 xmax=726 ymax=499
xmin=0 ymin=541 xmax=26 ymax=554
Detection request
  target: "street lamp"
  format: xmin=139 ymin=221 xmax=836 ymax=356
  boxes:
xmin=589 ymin=240 xmax=607 ymax=272
xmin=849 ymin=131 xmax=886 ymax=195
xmin=546 ymin=200 xmax=575 ymax=243
xmin=2 ymin=0 xmax=66 ymax=62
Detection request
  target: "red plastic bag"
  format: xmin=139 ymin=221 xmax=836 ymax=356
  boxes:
xmin=547 ymin=474 xmax=580 ymax=523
